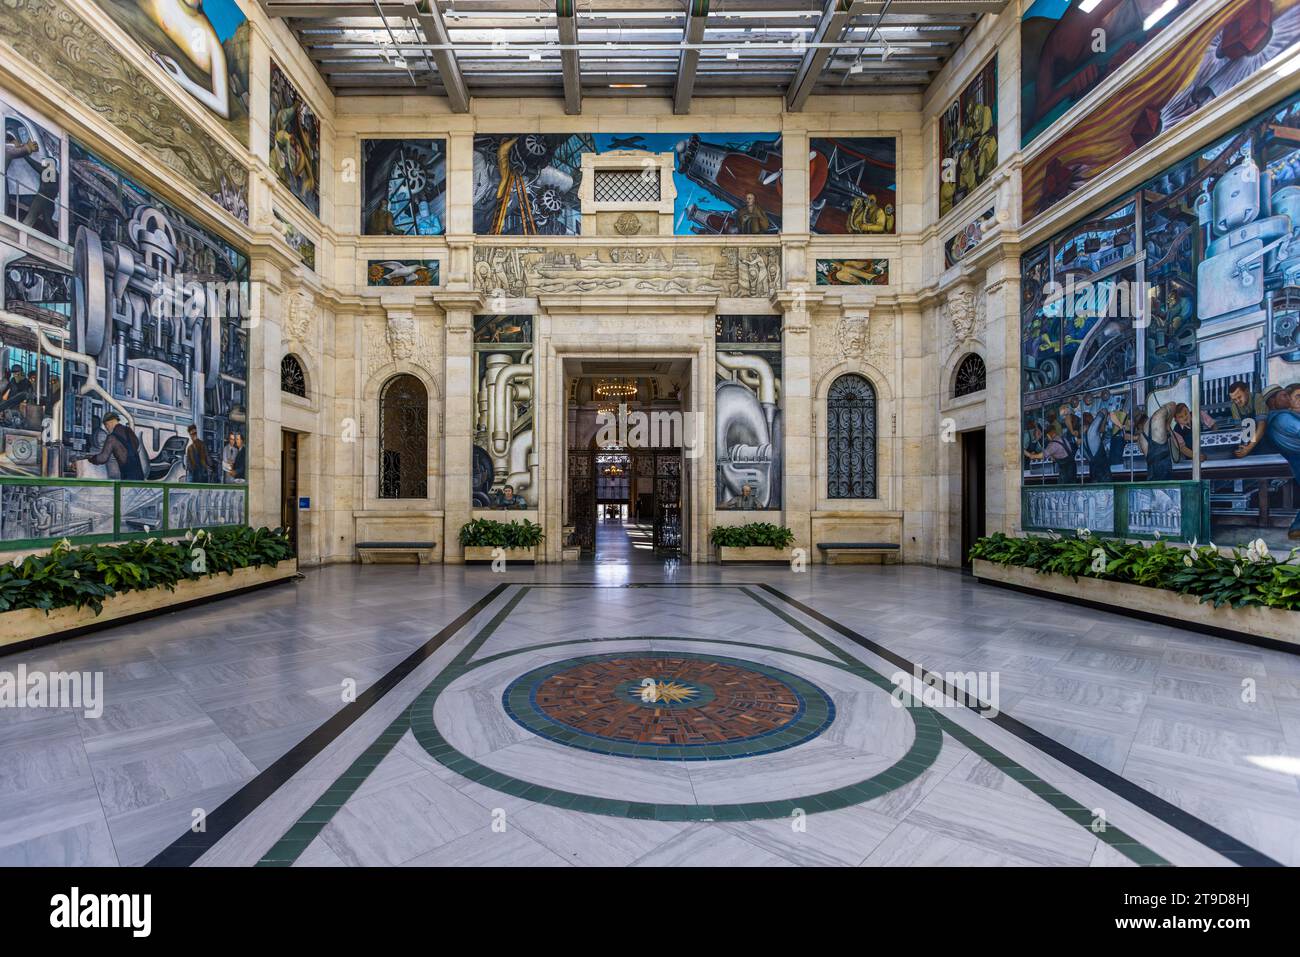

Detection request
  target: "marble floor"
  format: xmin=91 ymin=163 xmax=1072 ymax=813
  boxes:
xmin=0 ymin=561 xmax=1297 ymax=867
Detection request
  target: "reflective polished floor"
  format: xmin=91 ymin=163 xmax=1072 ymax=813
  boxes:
xmin=1 ymin=561 xmax=1298 ymax=867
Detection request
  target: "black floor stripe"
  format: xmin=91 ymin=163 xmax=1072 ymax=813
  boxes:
xmin=146 ymin=583 xmax=511 ymax=868
xmin=758 ymin=583 xmax=1283 ymax=868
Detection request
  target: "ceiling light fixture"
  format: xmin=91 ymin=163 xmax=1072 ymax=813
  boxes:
xmin=609 ymin=83 xmax=648 ymax=88
xmin=1078 ymin=0 xmax=1104 ymax=12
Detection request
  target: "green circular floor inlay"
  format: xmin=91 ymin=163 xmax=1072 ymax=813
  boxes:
xmin=503 ymin=651 xmax=834 ymax=761
xmin=412 ymin=637 xmax=942 ymax=822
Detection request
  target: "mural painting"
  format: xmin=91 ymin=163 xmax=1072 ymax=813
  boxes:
xmin=273 ymin=208 xmax=315 ymax=271
xmin=270 ymin=60 xmax=320 ymax=217
xmin=716 ymin=315 xmax=783 ymax=510
xmin=473 ymin=315 xmax=536 ymax=508
xmin=939 ymin=57 xmax=998 ymax=218
xmin=808 ymin=137 xmax=897 ymax=234
xmin=945 ymin=208 xmax=997 ymax=268
xmin=3 ymin=100 xmax=62 ymax=241
xmin=815 ymin=259 xmax=889 ymax=286
xmin=471 ymin=133 xmax=781 ymax=236
xmin=367 ymin=260 xmax=439 ymax=287
xmin=1020 ymin=0 xmax=1191 ymax=147
xmin=0 ymin=0 xmax=249 ymax=224
xmin=0 ymin=122 xmax=250 ymax=543
xmin=1021 ymin=90 xmax=1300 ymax=547
xmin=362 ymin=139 xmax=446 ymax=236
xmin=91 ymin=0 xmax=251 ymax=145
xmin=1023 ymin=0 xmax=1300 ymax=221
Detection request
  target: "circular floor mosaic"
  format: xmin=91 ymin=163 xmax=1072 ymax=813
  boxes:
xmin=502 ymin=651 xmax=835 ymax=760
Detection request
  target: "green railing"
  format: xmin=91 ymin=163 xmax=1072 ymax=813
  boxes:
xmin=1021 ymin=480 xmax=1209 ymax=543
xmin=0 ymin=476 xmax=248 ymax=551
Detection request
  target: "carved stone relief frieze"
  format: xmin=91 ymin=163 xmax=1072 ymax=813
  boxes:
xmin=471 ymin=244 xmax=781 ymax=299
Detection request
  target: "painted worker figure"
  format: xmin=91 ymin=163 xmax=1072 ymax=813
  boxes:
xmin=185 ymin=424 xmax=215 ymax=483
xmin=1265 ymin=384 xmax=1300 ymax=539
xmin=848 ymin=194 xmax=888 ymax=233
xmin=1141 ymin=402 xmax=1192 ymax=481
xmin=84 ymin=412 xmax=146 ymax=480
xmin=1231 ymin=382 xmax=1278 ymax=458
xmin=736 ymin=192 xmax=770 ymax=234
xmin=0 ymin=364 xmax=31 ymax=412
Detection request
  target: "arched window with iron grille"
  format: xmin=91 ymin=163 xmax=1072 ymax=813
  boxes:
xmin=379 ymin=374 xmax=428 ymax=499
xmin=827 ymin=374 xmax=876 ymax=499
xmin=280 ymin=354 xmax=307 ymax=397
xmin=953 ymin=353 xmax=987 ymax=398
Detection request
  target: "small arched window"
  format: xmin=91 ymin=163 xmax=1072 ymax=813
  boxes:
xmin=827 ymin=374 xmax=876 ymax=499
xmin=953 ymin=353 xmax=987 ymax=398
xmin=379 ymin=374 xmax=428 ymax=499
xmin=280 ymin=354 xmax=307 ymax=397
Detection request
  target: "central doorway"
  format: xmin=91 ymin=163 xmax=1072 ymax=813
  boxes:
xmin=564 ymin=359 xmax=689 ymax=563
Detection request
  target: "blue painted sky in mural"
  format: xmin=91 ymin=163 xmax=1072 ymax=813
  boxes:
xmin=591 ymin=133 xmax=781 ymax=233
xmin=203 ymin=0 xmax=246 ymax=42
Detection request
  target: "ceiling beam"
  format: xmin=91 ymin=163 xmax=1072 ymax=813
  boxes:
xmin=787 ymin=0 xmax=861 ymax=113
xmin=557 ymin=0 xmax=581 ymax=115
xmin=413 ymin=0 xmax=469 ymax=112
xmin=673 ymin=0 xmax=709 ymax=115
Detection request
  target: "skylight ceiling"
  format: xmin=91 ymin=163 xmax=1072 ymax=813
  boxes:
xmin=260 ymin=1 xmax=1007 ymax=113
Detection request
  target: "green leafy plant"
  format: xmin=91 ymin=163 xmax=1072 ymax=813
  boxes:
xmin=969 ymin=532 xmax=1300 ymax=611
xmin=0 ymin=527 xmax=293 ymax=616
xmin=709 ymin=523 xmax=795 ymax=549
xmin=458 ymin=519 xmax=545 ymax=549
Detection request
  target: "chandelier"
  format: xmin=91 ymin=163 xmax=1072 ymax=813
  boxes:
xmin=595 ymin=378 xmax=636 ymax=399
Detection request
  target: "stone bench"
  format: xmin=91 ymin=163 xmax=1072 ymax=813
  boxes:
xmin=816 ymin=542 xmax=900 ymax=565
xmin=356 ymin=541 xmax=438 ymax=564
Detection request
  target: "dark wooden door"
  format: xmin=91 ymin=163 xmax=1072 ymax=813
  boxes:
xmin=961 ymin=429 xmax=986 ymax=567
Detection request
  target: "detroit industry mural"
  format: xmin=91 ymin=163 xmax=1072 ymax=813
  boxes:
xmin=716 ymin=315 xmax=783 ymax=510
xmin=91 ymin=0 xmax=251 ymax=145
xmin=471 ymin=133 xmax=781 ymax=236
xmin=815 ymin=259 xmax=889 ymax=286
xmin=808 ymin=138 xmax=896 ymax=234
xmin=939 ymin=57 xmax=998 ymax=218
xmin=1021 ymin=90 xmax=1300 ymax=546
xmin=3 ymin=101 xmax=62 ymax=241
xmin=1020 ymin=0 xmax=1191 ymax=147
xmin=273 ymin=208 xmax=315 ymax=271
xmin=270 ymin=60 xmax=320 ymax=217
xmin=0 ymin=118 xmax=250 ymax=541
xmin=361 ymin=139 xmax=446 ymax=236
xmin=367 ymin=260 xmax=439 ymax=287
xmin=1024 ymin=0 xmax=1300 ymax=220
xmin=473 ymin=315 xmax=536 ymax=508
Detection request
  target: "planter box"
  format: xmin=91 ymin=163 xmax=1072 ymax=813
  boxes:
xmin=0 ymin=559 xmax=299 ymax=651
xmin=463 ymin=545 xmax=537 ymax=564
xmin=561 ymin=546 xmax=582 ymax=562
xmin=972 ymin=559 xmax=1300 ymax=649
xmin=716 ymin=546 xmax=793 ymax=564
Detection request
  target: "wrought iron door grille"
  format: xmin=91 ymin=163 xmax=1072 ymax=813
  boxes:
xmin=280 ymin=354 xmax=306 ymax=397
xmin=954 ymin=353 xmax=987 ymax=397
xmin=593 ymin=169 xmax=660 ymax=203
xmin=379 ymin=374 xmax=428 ymax=498
xmin=827 ymin=374 xmax=877 ymax=499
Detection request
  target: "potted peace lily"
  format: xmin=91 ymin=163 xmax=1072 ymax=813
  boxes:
xmin=459 ymin=518 xmax=545 ymax=564
xmin=710 ymin=523 xmax=796 ymax=564
xmin=969 ymin=531 xmax=1300 ymax=647
xmin=0 ymin=527 xmax=297 ymax=649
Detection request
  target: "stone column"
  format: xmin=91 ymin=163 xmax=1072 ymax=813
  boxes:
xmin=897 ymin=299 xmax=935 ymax=561
xmin=247 ymin=253 xmax=285 ymax=530
xmin=774 ymin=290 xmax=818 ymax=554
xmin=436 ymin=292 xmax=483 ymax=561
xmin=983 ymin=253 xmax=1022 ymax=535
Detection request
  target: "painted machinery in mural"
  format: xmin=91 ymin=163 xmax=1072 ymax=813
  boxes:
xmin=472 ymin=316 xmax=536 ymax=508
xmin=59 ymin=149 xmax=246 ymax=483
xmin=809 ymin=138 xmax=896 ymax=235
xmin=471 ymin=132 xmax=782 ymax=236
xmin=716 ymin=316 xmax=783 ymax=510
xmin=1021 ymin=92 xmax=1300 ymax=545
